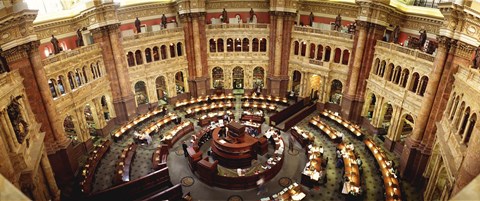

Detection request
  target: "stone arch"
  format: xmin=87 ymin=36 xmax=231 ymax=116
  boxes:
xmin=400 ymin=68 xmax=410 ymax=88
xmin=342 ymin=49 xmax=350 ymax=65
xmin=134 ymin=81 xmax=149 ymax=105
xmin=386 ymin=63 xmax=395 ymax=81
xmin=419 ymin=76 xmax=429 ymax=96
xmin=372 ymin=58 xmax=380 ymax=75
xmin=294 ymin=41 xmax=299 ymax=55
xmin=252 ymin=38 xmax=259 ymax=52
xmin=57 ymin=75 xmax=66 ymax=94
xmin=48 ymin=79 xmax=58 ymax=98
xmin=363 ymin=93 xmax=377 ymax=119
xmin=291 ymin=70 xmax=302 ymax=93
xmin=259 ymin=38 xmax=267 ymax=52
xmin=177 ymin=42 xmax=183 ymax=56
xmin=127 ymin=51 xmax=135 ymax=67
xmin=380 ymin=102 xmax=394 ymax=134
xmin=212 ymin=67 xmax=224 ymax=89
xmin=161 ymin=45 xmax=167 ymax=59
xmin=232 ymin=66 xmax=244 ymax=89
xmin=300 ymin=41 xmax=307 ymax=56
xmin=234 ymin=38 xmax=242 ymax=52
xmin=316 ymin=44 xmax=323 ymax=60
xmin=135 ymin=50 xmax=143 ymax=65
xmin=397 ymin=113 xmax=415 ymax=142
xmin=242 ymin=38 xmax=249 ymax=52
xmin=84 ymin=103 xmax=99 ymax=136
xmin=209 ymin=39 xmax=217 ymax=52
xmin=175 ymin=71 xmax=185 ymax=94
xmin=458 ymin=106 xmax=471 ymax=135
xmin=169 ymin=43 xmax=176 ymax=58
xmin=329 ymin=79 xmax=343 ymax=105
xmin=379 ymin=60 xmax=386 ymax=77
xmin=309 ymin=43 xmax=316 ymax=59
xmin=253 ymin=66 xmax=265 ymax=89
xmin=145 ymin=48 xmax=152 ymax=63
xmin=409 ymin=72 xmax=420 ymax=93
xmin=100 ymin=95 xmax=112 ymax=121
xmin=393 ymin=66 xmax=402 ymax=84
xmin=333 ymin=48 xmax=342 ymax=63
xmin=63 ymin=115 xmax=79 ymax=144
xmin=217 ymin=38 xmax=224 ymax=52
xmin=463 ymin=113 xmax=476 ymax=145
xmin=227 ymin=38 xmax=234 ymax=52
xmin=155 ymin=76 xmax=168 ymax=102
xmin=153 ymin=46 xmax=160 ymax=61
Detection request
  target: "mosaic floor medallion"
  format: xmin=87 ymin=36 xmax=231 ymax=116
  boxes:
xmin=181 ymin=176 xmax=194 ymax=187
xmin=288 ymin=149 xmax=299 ymax=156
xmin=278 ymin=177 xmax=292 ymax=187
xmin=175 ymin=148 xmax=184 ymax=156
xmin=227 ymin=195 xmax=243 ymax=201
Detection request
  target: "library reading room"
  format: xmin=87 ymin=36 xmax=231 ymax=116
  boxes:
xmin=0 ymin=0 xmax=479 ymax=200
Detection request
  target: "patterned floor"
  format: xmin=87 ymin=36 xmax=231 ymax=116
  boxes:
xmin=87 ymin=96 xmax=423 ymax=200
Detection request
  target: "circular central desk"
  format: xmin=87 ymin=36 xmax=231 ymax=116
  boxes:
xmin=211 ymin=127 xmax=259 ymax=168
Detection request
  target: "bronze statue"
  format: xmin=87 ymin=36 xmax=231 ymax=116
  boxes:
xmin=473 ymin=46 xmax=480 ymax=69
xmin=249 ymin=8 xmax=255 ymax=23
xmin=161 ymin=14 xmax=167 ymax=29
xmin=50 ymin=35 xmax=61 ymax=54
xmin=419 ymin=29 xmax=427 ymax=49
xmin=76 ymin=28 xmax=84 ymax=47
xmin=222 ymin=8 xmax=228 ymax=23
xmin=135 ymin=17 xmax=141 ymax=33
xmin=348 ymin=22 xmax=356 ymax=34
xmin=7 ymin=95 xmax=28 ymax=144
xmin=392 ymin=25 xmax=400 ymax=44
xmin=309 ymin=12 xmax=314 ymax=27
xmin=334 ymin=14 xmax=342 ymax=31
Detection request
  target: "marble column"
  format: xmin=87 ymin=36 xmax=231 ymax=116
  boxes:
xmin=0 ymin=129 xmax=16 ymax=186
xmin=452 ymin=127 xmax=480 ymax=195
xmin=341 ymin=21 xmax=385 ymax=123
xmin=40 ymin=150 xmax=61 ymax=201
xmin=91 ymin=24 xmax=136 ymax=123
xmin=1 ymin=111 xmax=18 ymax=151
xmin=400 ymin=36 xmax=450 ymax=181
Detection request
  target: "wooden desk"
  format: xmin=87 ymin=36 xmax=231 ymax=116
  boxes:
xmin=364 ymin=139 xmax=402 ymax=201
xmin=175 ymin=93 xmax=234 ymax=108
xmin=152 ymin=144 xmax=169 ymax=171
xmin=112 ymin=108 xmax=166 ymax=142
xmin=211 ymin=127 xmax=259 ymax=168
xmin=338 ymin=143 xmax=361 ymax=193
xmin=163 ymin=121 xmax=194 ymax=147
xmin=309 ymin=118 xmax=340 ymax=141
xmin=185 ymin=101 xmax=234 ymax=117
xmin=198 ymin=111 xmax=233 ymax=127
xmin=240 ymin=114 xmax=264 ymax=123
xmin=80 ymin=140 xmax=112 ymax=194
xmin=262 ymin=183 xmax=306 ymax=201
xmin=140 ymin=113 xmax=179 ymax=136
xmin=113 ymin=143 xmax=138 ymax=185
xmin=291 ymin=127 xmax=314 ymax=148
xmin=241 ymin=102 xmax=277 ymax=111
xmin=192 ymin=128 xmax=212 ymax=151
xmin=242 ymin=94 xmax=288 ymax=105
xmin=321 ymin=110 xmax=363 ymax=138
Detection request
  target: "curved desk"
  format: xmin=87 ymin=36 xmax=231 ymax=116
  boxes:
xmin=211 ymin=127 xmax=259 ymax=168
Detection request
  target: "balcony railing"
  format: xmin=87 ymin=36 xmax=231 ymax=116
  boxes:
xmin=206 ymin=23 xmax=269 ymax=29
xmin=376 ymin=40 xmax=435 ymax=62
xmin=123 ymin=27 xmax=184 ymax=41
xmin=42 ymin=44 xmax=100 ymax=66
xmin=293 ymin=26 xmax=353 ymax=40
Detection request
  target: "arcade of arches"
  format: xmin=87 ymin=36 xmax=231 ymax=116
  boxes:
xmin=0 ymin=0 xmax=480 ymax=200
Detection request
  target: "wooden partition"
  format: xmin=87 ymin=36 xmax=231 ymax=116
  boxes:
xmin=270 ymin=99 xmax=305 ymax=126
xmin=283 ymin=104 xmax=316 ymax=131
xmin=87 ymin=167 xmax=173 ymax=201
xmin=142 ymin=184 xmax=184 ymax=201
xmin=79 ymin=140 xmax=112 ymax=194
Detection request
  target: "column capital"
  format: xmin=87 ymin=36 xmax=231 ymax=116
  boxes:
xmin=269 ymin=11 xmax=297 ymax=18
xmin=1 ymin=41 xmax=40 ymax=63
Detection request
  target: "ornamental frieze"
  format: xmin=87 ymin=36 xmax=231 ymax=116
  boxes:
xmin=206 ymin=1 xmax=269 ymax=10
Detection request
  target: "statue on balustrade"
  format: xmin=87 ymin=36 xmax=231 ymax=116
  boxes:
xmin=348 ymin=22 xmax=356 ymax=34
xmin=473 ymin=46 xmax=480 ymax=69
xmin=50 ymin=35 xmax=61 ymax=54
xmin=418 ymin=29 xmax=427 ymax=49
xmin=161 ymin=14 xmax=167 ymax=29
xmin=222 ymin=8 xmax=228 ymax=23
xmin=249 ymin=8 xmax=255 ymax=23
xmin=334 ymin=14 xmax=342 ymax=31
xmin=7 ymin=95 xmax=28 ymax=144
xmin=135 ymin=17 xmax=141 ymax=33
xmin=392 ymin=25 xmax=400 ymax=44
xmin=76 ymin=28 xmax=84 ymax=47
xmin=309 ymin=12 xmax=314 ymax=27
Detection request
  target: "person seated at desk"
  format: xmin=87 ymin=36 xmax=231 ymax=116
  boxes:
xmin=223 ymin=112 xmax=231 ymax=122
xmin=346 ymin=142 xmax=354 ymax=151
xmin=319 ymin=146 xmax=324 ymax=154
xmin=337 ymin=132 xmax=344 ymax=141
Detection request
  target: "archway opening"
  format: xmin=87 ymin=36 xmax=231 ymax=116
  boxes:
xmin=291 ymin=70 xmax=301 ymax=94
xmin=134 ymin=81 xmax=148 ymax=105
xmin=156 ymin=76 xmax=168 ymax=103
xmin=232 ymin=67 xmax=244 ymax=89
xmin=212 ymin=67 xmax=224 ymax=89
xmin=381 ymin=103 xmax=394 ymax=135
xmin=84 ymin=104 xmax=97 ymax=136
xmin=175 ymin=72 xmax=185 ymax=95
xmin=329 ymin=80 xmax=343 ymax=105
xmin=101 ymin=96 xmax=111 ymax=121
xmin=400 ymin=114 xmax=414 ymax=142
xmin=253 ymin=67 xmax=265 ymax=89
xmin=63 ymin=115 xmax=79 ymax=144
xmin=367 ymin=94 xmax=376 ymax=120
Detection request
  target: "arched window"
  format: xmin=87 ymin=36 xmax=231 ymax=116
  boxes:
xmin=419 ymin=76 xmax=429 ymax=96
xmin=96 ymin=61 xmax=102 ymax=77
xmin=90 ymin=64 xmax=97 ymax=79
xmin=161 ymin=45 xmax=167 ymax=59
xmin=75 ymin=69 xmax=82 ymax=86
xmin=463 ymin=113 xmax=476 ymax=145
xmin=175 ymin=72 xmax=185 ymax=94
xmin=294 ymin=41 xmax=299 ymax=55
xmin=454 ymin=102 xmax=466 ymax=127
xmin=58 ymin=76 xmax=66 ymax=94
xmin=134 ymin=81 xmax=148 ymax=105
xmin=292 ymin=70 xmax=301 ymax=93
xmin=409 ymin=73 xmax=420 ymax=93
xmin=372 ymin=58 xmax=380 ymax=75
xmin=379 ymin=60 xmax=386 ymax=77
xmin=450 ymin=96 xmax=460 ymax=120
xmin=127 ymin=51 xmax=135 ymax=67
xmin=212 ymin=67 xmax=224 ymax=89
xmin=145 ymin=48 xmax=152 ymax=63
xmin=177 ymin=42 xmax=183 ymax=56
xmin=63 ymin=115 xmax=78 ymax=143
xmin=329 ymin=80 xmax=343 ymax=105
xmin=101 ymin=96 xmax=111 ymax=121
xmin=252 ymin=38 xmax=259 ymax=52
xmin=260 ymin=38 xmax=267 ymax=52
xmin=324 ymin=46 xmax=331 ymax=61
xmin=242 ymin=38 xmax=249 ymax=52
xmin=309 ymin=43 xmax=316 ymax=59
xmin=459 ymin=107 xmax=470 ymax=135
xmin=386 ymin=64 xmax=395 ymax=81
xmin=235 ymin=38 xmax=242 ymax=52
xmin=393 ymin=66 xmax=402 ymax=84
xmin=232 ymin=67 xmax=244 ymax=89
xmin=366 ymin=94 xmax=376 ymax=119
xmin=209 ymin=39 xmax=217 ymax=52
xmin=155 ymin=76 xmax=168 ymax=102
xmin=217 ymin=38 xmax=224 ymax=52
xmin=169 ymin=43 xmax=176 ymax=58
xmin=334 ymin=48 xmax=342 ymax=63
xmin=401 ymin=69 xmax=410 ymax=88
xmin=227 ymin=38 xmax=234 ymax=52
xmin=82 ymin=66 xmax=89 ymax=83
xmin=68 ymin=72 xmax=76 ymax=90
xmin=399 ymin=114 xmax=415 ymax=141
xmin=301 ymin=42 xmax=306 ymax=56
xmin=135 ymin=50 xmax=143 ymax=65
xmin=316 ymin=45 xmax=323 ymax=60
xmin=253 ymin=67 xmax=265 ymax=88
xmin=153 ymin=46 xmax=160 ymax=61
xmin=342 ymin=49 xmax=350 ymax=65
xmin=84 ymin=104 xmax=97 ymax=135
xmin=49 ymin=79 xmax=58 ymax=98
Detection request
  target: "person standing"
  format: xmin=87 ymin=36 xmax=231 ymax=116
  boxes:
xmin=76 ymin=29 xmax=84 ymax=47
xmin=334 ymin=14 xmax=342 ymax=31
xmin=161 ymin=14 xmax=167 ymax=29
xmin=256 ymin=176 xmax=266 ymax=195
xmin=182 ymin=141 xmax=188 ymax=157
xmin=135 ymin=17 xmax=142 ymax=33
